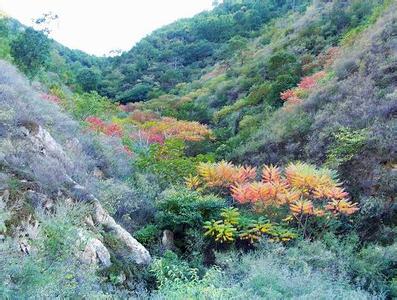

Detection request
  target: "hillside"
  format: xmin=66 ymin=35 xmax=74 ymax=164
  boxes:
xmin=0 ymin=0 xmax=396 ymax=298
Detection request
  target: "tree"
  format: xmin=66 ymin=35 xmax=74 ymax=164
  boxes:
xmin=0 ymin=18 xmax=11 ymax=60
xmin=76 ymin=67 xmax=101 ymax=92
xmin=10 ymin=28 xmax=50 ymax=78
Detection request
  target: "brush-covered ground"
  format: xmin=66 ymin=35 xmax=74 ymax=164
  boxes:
xmin=0 ymin=0 xmax=396 ymax=298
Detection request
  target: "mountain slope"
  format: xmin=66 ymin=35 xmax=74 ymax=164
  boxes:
xmin=0 ymin=0 xmax=396 ymax=298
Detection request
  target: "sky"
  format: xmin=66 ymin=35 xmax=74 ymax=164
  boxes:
xmin=0 ymin=0 xmax=214 ymax=56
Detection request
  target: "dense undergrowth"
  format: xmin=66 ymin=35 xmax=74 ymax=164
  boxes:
xmin=0 ymin=0 xmax=396 ymax=298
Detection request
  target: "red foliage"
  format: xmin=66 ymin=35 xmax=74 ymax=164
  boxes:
xmin=103 ymin=123 xmax=123 ymax=137
xmin=280 ymin=71 xmax=327 ymax=110
xmin=130 ymin=130 xmax=165 ymax=145
xmin=40 ymin=93 xmax=62 ymax=105
xmin=142 ymin=117 xmax=212 ymax=142
xmin=85 ymin=116 xmax=123 ymax=137
xmin=298 ymin=77 xmax=317 ymax=90
xmin=298 ymin=71 xmax=326 ymax=90
xmin=280 ymin=89 xmax=296 ymax=101
xmin=86 ymin=116 xmax=105 ymax=128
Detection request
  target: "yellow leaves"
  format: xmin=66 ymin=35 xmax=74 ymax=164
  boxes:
xmin=185 ymin=174 xmax=201 ymax=190
xmin=325 ymin=199 xmax=359 ymax=215
xmin=197 ymin=160 xmax=358 ymax=239
xmin=141 ymin=117 xmax=213 ymax=142
xmin=262 ymin=165 xmax=281 ymax=183
xmin=220 ymin=208 xmax=240 ymax=225
xmin=290 ymin=199 xmax=314 ymax=215
xmin=197 ymin=161 xmax=256 ymax=188
xmin=238 ymin=218 xmax=297 ymax=244
xmin=197 ymin=160 xmax=358 ymax=216
xmin=285 ymin=162 xmax=340 ymax=198
xmin=203 ymin=220 xmax=237 ymax=243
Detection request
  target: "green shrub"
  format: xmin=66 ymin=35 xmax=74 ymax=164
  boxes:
xmin=134 ymin=224 xmax=160 ymax=247
xmin=151 ymin=251 xmax=198 ymax=288
xmin=71 ymin=91 xmax=118 ymax=120
xmin=155 ymin=189 xmax=225 ymax=235
xmin=152 ymin=240 xmax=376 ymax=299
xmin=136 ymin=139 xmax=214 ymax=186
xmin=326 ymin=127 xmax=367 ymax=168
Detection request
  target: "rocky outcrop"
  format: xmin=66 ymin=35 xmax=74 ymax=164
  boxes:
xmin=161 ymin=229 xmax=176 ymax=251
xmin=1 ymin=121 xmax=151 ymax=266
xmin=78 ymin=230 xmax=111 ymax=267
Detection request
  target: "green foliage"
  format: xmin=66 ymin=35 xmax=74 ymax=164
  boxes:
xmin=136 ymin=139 xmax=214 ymax=185
xmin=326 ymin=127 xmax=367 ymax=168
xmin=204 ymin=219 xmax=237 ymax=243
xmin=204 ymin=207 xmax=297 ymax=245
xmin=10 ymin=27 xmax=50 ymax=78
xmin=151 ymin=251 xmax=199 ymax=288
xmin=155 ymin=189 xmax=225 ymax=235
xmin=0 ymin=18 xmax=11 ymax=60
xmin=0 ymin=196 xmax=11 ymax=234
xmin=341 ymin=0 xmax=394 ymax=46
xmin=266 ymin=51 xmax=301 ymax=80
xmin=153 ymin=240 xmax=375 ymax=299
xmin=76 ymin=67 xmax=101 ymax=92
xmin=0 ymin=203 xmax=103 ymax=298
xmin=117 ymin=83 xmax=153 ymax=103
xmin=134 ymin=224 xmax=159 ymax=247
xmin=2 ymin=0 xmax=396 ymax=298
xmin=71 ymin=91 xmax=118 ymax=120
xmin=97 ymin=0 xmax=311 ymax=100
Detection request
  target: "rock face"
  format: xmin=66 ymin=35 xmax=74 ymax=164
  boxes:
xmin=78 ymin=231 xmax=111 ymax=267
xmin=1 ymin=121 xmax=151 ymax=266
xmin=92 ymin=201 xmax=151 ymax=265
xmin=161 ymin=229 xmax=176 ymax=251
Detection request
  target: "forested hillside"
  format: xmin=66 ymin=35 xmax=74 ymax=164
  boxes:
xmin=0 ymin=0 xmax=396 ymax=298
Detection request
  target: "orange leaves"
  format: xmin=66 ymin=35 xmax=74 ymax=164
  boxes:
xmin=230 ymin=184 xmax=252 ymax=204
xmin=231 ymin=181 xmax=291 ymax=206
xmin=140 ymin=117 xmax=213 ymax=142
xmin=262 ymin=165 xmax=281 ymax=183
xmin=197 ymin=161 xmax=256 ymax=188
xmin=280 ymin=71 xmax=327 ymax=110
xmin=285 ymin=162 xmax=336 ymax=196
xmin=290 ymin=200 xmax=314 ymax=215
xmin=191 ymin=161 xmax=358 ymax=219
xmin=325 ymin=199 xmax=359 ymax=215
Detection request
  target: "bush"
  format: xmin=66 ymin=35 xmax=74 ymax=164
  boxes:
xmin=10 ymin=27 xmax=50 ymax=78
xmin=71 ymin=91 xmax=118 ymax=120
xmin=326 ymin=127 xmax=367 ymax=168
xmin=134 ymin=224 xmax=160 ymax=247
xmin=155 ymin=189 xmax=226 ymax=250
xmin=152 ymin=240 xmax=376 ymax=299
xmin=151 ymin=251 xmax=198 ymax=288
xmin=136 ymin=139 xmax=214 ymax=186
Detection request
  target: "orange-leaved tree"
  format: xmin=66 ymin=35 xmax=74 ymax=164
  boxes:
xmin=188 ymin=161 xmax=358 ymax=238
xmin=140 ymin=117 xmax=213 ymax=142
xmin=194 ymin=160 xmax=257 ymax=189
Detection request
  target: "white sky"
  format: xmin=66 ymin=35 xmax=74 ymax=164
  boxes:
xmin=0 ymin=0 xmax=214 ymax=56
